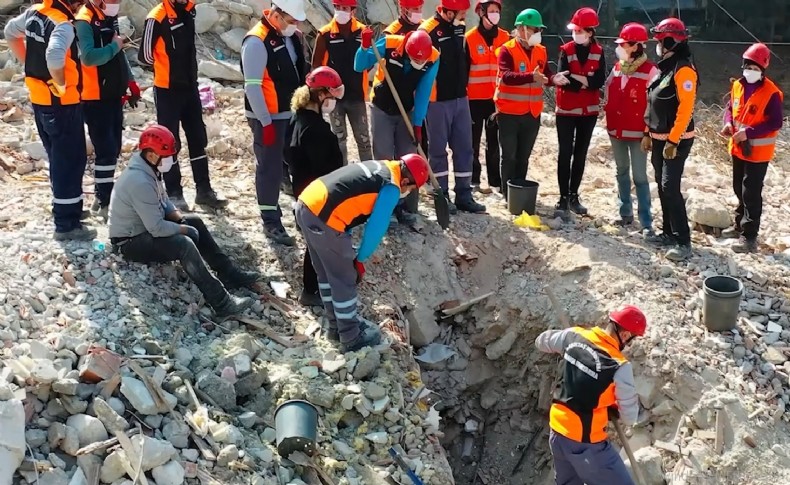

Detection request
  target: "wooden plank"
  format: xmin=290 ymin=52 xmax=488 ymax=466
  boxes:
xmin=76 ymin=429 xmax=139 ymax=456
xmin=190 ymin=433 xmax=217 ymax=461
xmin=99 ymin=373 xmax=121 ymax=400
xmin=237 ymin=316 xmax=308 ymax=348
xmin=441 ymin=292 xmax=494 ymax=316
xmin=715 ymin=410 xmax=725 ymax=455
xmin=653 ymin=440 xmax=689 ymax=456
xmin=114 ymin=429 xmax=149 ymax=485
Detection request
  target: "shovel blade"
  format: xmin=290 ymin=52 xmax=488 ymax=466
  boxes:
xmin=432 ymin=188 xmax=450 ymax=229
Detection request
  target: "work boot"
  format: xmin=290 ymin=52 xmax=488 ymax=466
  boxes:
xmin=80 ymin=210 xmax=91 ymax=221
xmin=299 ymin=290 xmax=323 ymax=307
xmin=455 ymin=194 xmax=486 ymax=214
xmin=554 ymin=196 xmax=569 ymax=218
xmin=645 ymin=232 xmax=675 ymax=247
xmin=395 ymin=207 xmax=417 ymax=226
xmin=212 ymin=295 xmax=255 ymax=322
xmin=615 ymin=216 xmax=634 ymax=226
xmin=665 ymin=244 xmax=692 ymax=262
xmin=445 ymin=195 xmax=458 ymax=215
xmin=96 ymin=205 xmax=109 ymax=223
xmin=90 ymin=198 xmax=100 ymax=212
xmin=264 ymin=224 xmax=295 ymax=247
xmin=169 ymin=194 xmax=191 ymax=212
xmin=341 ymin=321 xmax=382 ymax=353
xmin=732 ymin=237 xmax=758 ymax=254
xmin=219 ymin=267 xmax=261 ymax=289
xmin=54 ymin=224 xmax=98 ymax=242
xmin=721 ymin=225 xmax=741 ymax=239
xmin=195 ymin=188 xmax=229 ymax=209
xmin=568 ymin=194 xmax=588 ymax=215
xmin=281 ymin=178 xmax=294 ymax=197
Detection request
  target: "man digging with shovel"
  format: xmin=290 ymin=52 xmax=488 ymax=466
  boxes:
xmin=535 ymin=305 xmax=646 ymax=485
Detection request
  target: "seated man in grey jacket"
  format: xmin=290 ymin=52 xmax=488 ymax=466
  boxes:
xmin=108 ymin=124 xmax=259 ymax=321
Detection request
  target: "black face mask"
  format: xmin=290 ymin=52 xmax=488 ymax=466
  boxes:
xmin=661 ymin=37 xmax=677 ymax=51
xmin=174 ymin=1 xmax=188 ymax=11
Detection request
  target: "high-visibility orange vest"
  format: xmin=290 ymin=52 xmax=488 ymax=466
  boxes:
xmin=75 ymin=3 xmax=129 ymax=101
xmin=299 ymin=160 xmax=403 ymax=232
xmin=318 ymin=18 xmax=368 ymax=102
xmin=384 ymin=18 xmax=419 ymax=35
xmin=23 ymin=0 xmax=82 ymax=106
xmin=555 ymin=41 xmax=603 ymax=116
xmin=549 ymin=327 xmax=627 ymax=444
xmin=465 ymin=27 xmax=509 ymax=100
xmin=729 ymin=78 xmax=783 ymax=162
xmin=144 ymin=0 xmax=198 ymax=89
xmin=370 ymin=35 xmax=439 ymax=116
xmin=494 ymin=39 xmax=546 ymax=117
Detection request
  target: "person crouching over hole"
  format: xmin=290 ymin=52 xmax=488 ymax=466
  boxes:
xmin=294 ymin=154 xmax=431 ymax=352
xmin=286 ymin=66 xmax=346 ymax=307
xmin=108 ymin=125 xmax=261 ymax=322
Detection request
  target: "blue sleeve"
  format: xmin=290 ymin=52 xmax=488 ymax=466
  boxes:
xmin=412 ymin=59 xmax=439 ymax=127
xmin=75 ymin=20 xmax=120 ymax=67
xmin=356 ymin=184 xmax=400 ymax=262
xmin=354 ymin=37 xmax=386 ymax=73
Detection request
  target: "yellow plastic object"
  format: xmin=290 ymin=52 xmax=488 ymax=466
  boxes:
xmin=514 ymin=211 xmax=550 ymax=231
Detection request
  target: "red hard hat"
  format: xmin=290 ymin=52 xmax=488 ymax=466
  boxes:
xmin=567 ymin=7 xmax=599 ymax=30
xmin=332 ymin=0 xmax=356 ymax=7
xmin=475 ymin=0 xmax=501 ymax=11
xmin=306 ymin=66 xmax=345 ymax=99
xmin=609 ymin=305 xmax=647 ymax=337
xmin=139 ymin=124 xmax=177 ymax=157
xmin=651 ymin=17 xmax=688 ymax=42
xmin=399 ymin=0 xmax=423 ymax=7
xmin=615 ymin=22 xmax=649 ymax=44
xmin=405 ymin=30 xmax=433 ymax=63
xmin=743 ymin=43 xmax=770 ymax=69
xmin=440 ymin=0 xmax=470 ymax=11
xmin=401 ymin=153 xmax=429 ymax=187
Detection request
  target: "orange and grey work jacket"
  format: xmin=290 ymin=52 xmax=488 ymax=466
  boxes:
xmin=535 ymin=326 xmax=639 ymax=443
xmin=139 ymin=0 xmax=198 ymax=89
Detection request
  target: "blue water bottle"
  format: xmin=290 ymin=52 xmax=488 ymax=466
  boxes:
xmin=92 ymin=240 xmax=106 ymax=252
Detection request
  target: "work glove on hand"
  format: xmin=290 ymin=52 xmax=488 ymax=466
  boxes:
xmin=262 ymin=122 xmax=276 ymax=146
xmin=353 ymin=258 xmax=365 ymax=284
xmin=640 ymin=135 xmax=652 ymax=153
xmin=126 ymin=81 xmax=141 ymax=109
xmin=413 ymin=125 xmax=422 ymax=145
xmin=182 ymin=225 xmax=200 ymax=243
xmin=46 ymin=79 xmax=66 ymax=97
xmin=361 ymin=27 xmax=374 ymax=49
xmin=663 ymin=141 xmax=678 ymax=160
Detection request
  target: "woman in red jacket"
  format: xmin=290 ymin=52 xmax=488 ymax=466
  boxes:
xmin=604 ymin=23 xmax=658 ymax=233
xmin=553 ymin=7 xmax=607 ymax=218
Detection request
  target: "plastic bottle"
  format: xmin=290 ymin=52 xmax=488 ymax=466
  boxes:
xmin=214 ymin=48 xmax=225 ymax=61
xmin=92 ymin=240 xmax=106 ymax=252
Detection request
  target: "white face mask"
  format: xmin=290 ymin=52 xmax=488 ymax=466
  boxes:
xmin=334 ymin=10 xmax=351 ymax=25
xmin=572 ymin=31 xmax=589 ymax=45
xmin=528 ymin=31 xmax=542 ymax=46
xmin=410 ymin=60 xmax=427 ymax=70
xmin=655 ymin=43 xmax=664 ymax=58
xmin=399 ymin=189 xmax=412 ymax=199
xmin=102 ymin=3 xmax=120 ymax=16
xmin=409 ymin=11 xmax=422 ymax=24
xmin=453 ymin=18 xmax=465 ymax=27
xmin=743 ymin=69 xmax=762 ymax=84
xmin=282 ymin=24 xmax=297 ymax=37
xmin=158 ymin=156 xmax=174 ymax=173
xmin=321 ymin=98 xmax=336 ymax=114
xmin=615 ymin=46 xmax=629 ymax=61
xmin=487 ymin=13 xmax=500 ymax=25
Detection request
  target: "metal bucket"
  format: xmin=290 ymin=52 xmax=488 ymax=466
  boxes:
xmin=274 ymin=399 xmax=318 ymax=457
xmin=703 ymin=276 xmax=744 ymax=332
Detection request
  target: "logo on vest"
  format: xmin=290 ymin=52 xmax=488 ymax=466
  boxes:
xmin=733 ymin=98 xmax=740 ymax=109
xmin=519 ymin=61 xmax=526 ymax=73
xmin=477 ymin=45 xmax=484 ymax=55
xmin=748 ymin=105 xmax=758 ymax=114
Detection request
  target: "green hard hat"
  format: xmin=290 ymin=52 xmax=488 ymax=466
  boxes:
xmin=515 ymin=8 xmax=546 ymax=29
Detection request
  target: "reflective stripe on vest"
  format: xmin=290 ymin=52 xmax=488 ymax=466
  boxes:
xmin=494 ymin=39 xmax=546 ymax=117
xmin=728 ymin=78 xmax=783 ymax=162
xmin=549 ymin=327 xmax=627 ymax=444
xmin=465 ymin=27 xmax=508 ymax=100
xmin=319 ymin=18 xmax=368 ymax=102
xmin=608 ymin=129 xmax=645 ymax=139
xmin=555 ymin=41 xmax=602 ymax=117
xmin=299 ymin=160 xmax=403 ymax=232
xmin=24 ymin=3 xmax=81 ymax=106
xmin=145 ymin=0 xmax=196 ymax=89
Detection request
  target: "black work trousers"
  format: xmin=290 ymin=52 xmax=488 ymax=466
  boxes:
xmin=498 ymin=113 xmax=541 ymax=199
xmin=469 ymin=99 xmax=501 ymax=187
xmin=556 ymin=115 xmax=597 ymax=197
xmin=118 ymin=215 xmax=232 ymax=307
xmin=732 ymin=156 xmax=769 ymax=240
xmin=651 ymin=138 xmax=693 ymax=245
xmin=293 ymin=182 xmax=319 ymax=296
xmin=154 ymin=86 xmax=211 ymax=196
xmin=83 ymin=99 xmax=123 ymax=206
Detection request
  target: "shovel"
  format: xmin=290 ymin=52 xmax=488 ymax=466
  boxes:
xmin=370 ymin=39 xmax=451 ymax=230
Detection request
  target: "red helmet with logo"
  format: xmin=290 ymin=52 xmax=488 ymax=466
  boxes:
xmin=615 ymin=22 xmax=649 ymax=44
xmin=401 ymin=153 xmax=429 ymax=187
xmin=399 ymin=0 xmax=423 ymax=7
xmin=139 ymin=124 xmax=177 ymax=157
xmin=567 ymin=7 xmax=599 ymax=30
xmin=440 ymin=0 xmax=469 ymax=11
xmin=332 ymin=0 xmax=357 ymax=7
xmin=306 ymin=66 xmax=345 ymax=99
xmin=609 ymin=305 xmax=647 ymax=337
xmin=651 ymin=18 xmax=688 ymax=42
xmin=405 ymin=30 xmax=433 ymax=63
xmin=743 ymin=43 xmax=770 ymax=69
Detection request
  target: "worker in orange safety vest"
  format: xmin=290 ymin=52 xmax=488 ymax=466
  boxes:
xmin=464 ymin=0 xmax=508 ymax=192
xmin=720 ymin=42 xmax=784 ymax=253
xmin=384 ymin=0 xmax=424 ymax=35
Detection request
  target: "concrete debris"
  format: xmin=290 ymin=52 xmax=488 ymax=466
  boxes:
xmin=93 ymin=397 xmax=129 ymax=433
xmin=66 ymin=414 xmax=109 ymax=447
xmin=0 ymin=399 xmax=25 ymax=485
xmin=152 ymin=460 xmax=185 ymax=485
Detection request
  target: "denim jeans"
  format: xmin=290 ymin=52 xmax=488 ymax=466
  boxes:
xmin=611 ymin=137 xmax=652 ymax=229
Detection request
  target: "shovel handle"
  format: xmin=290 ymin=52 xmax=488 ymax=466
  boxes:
xmin=614 ymin=420 xmax=646 ymax=485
